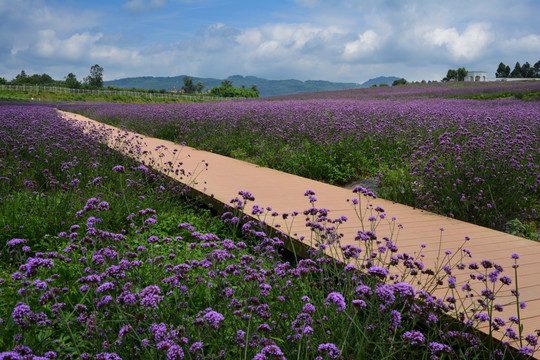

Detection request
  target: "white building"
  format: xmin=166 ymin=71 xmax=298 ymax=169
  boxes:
xmin=464 ymin=71 xmax=487 ymax=82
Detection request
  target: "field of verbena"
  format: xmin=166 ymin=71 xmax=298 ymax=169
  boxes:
xmin=267 ymin=81 xmax=540 ymax=100
xmin=60 ymin=96 xmax=539 ymax=233
xmin=1 ymin=103 xmax=539 ymax=359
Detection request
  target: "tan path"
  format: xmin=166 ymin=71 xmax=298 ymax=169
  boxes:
xmin=59 ymin=110 xmax=540 ymax=354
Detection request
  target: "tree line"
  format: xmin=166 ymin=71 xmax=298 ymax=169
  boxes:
xmin=0 ymin=67 xmax=259 ymax=98
xmin=181 ymin=77 xmax=259 ymax=98
xmin=496 ymin=60 xmax=540 ymax=78
xmin=1 ymin=64 xmax=104 ymax=89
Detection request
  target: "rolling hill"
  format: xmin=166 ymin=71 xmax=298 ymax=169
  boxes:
xmin=104 ymin=75 xmax=401 ymax=97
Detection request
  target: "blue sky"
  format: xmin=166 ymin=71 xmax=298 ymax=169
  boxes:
xmin=1 ymin=0 xmax=539 ymax=83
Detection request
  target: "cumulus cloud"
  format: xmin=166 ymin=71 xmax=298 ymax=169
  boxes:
xmin=423 ymin=23 xmax=494 ymax=59
xmin=35 ymin=30 xmax=104 ymax=59
xmin=502 ymin=34 xmax=540 ymax=54
xmin=343 ymin=30 xmax=380 ymax=60
xmin=122 ymin=0 xmax=168 ymax=12
xmin=2 ymin=0 xmax=538 ymax=83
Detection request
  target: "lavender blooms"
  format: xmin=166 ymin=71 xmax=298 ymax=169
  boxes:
xmin=59 ymin=84 xmax=539 ymax=232
xmin=1 ymin=101 xmax=538 ymax=358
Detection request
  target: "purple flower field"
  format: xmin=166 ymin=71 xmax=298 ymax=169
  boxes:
xmin=1 ymin=102 xmax=539 ymax=359
xmin=267 ymin=80 xmax=540 ymax=101
xmin=60 ymin=84 xmax=539 ymax=234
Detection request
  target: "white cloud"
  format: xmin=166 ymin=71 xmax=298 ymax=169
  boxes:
xmin=343 ymin=30 xmax=380 ymax=60
xmin=122 ymin=0 xmax=168 ymax=12
xmin=35 ymin=30 xmax=104 ymax=59
xmin=2 ymin=0 xmax=538 ymax=84
xmin=502 ymin=34 xmax=540 ymax=54
xmin=423 ymin=23 xmax=494 ymax=59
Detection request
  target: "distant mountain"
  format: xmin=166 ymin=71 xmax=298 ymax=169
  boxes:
xmin=360 ymin=76 xmax=401 ymax=87
xmin=104 ymin=75 xmax=362 ymax=97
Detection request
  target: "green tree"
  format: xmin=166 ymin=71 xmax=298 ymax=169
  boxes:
xmin=181 ymin=76 xmax=196 ymax=93
xmin=251 ymin=84 xmax=259 ymax=96
xmin=442 ymin=68 xmax=467 ymax=81
xmin=456 ymin=67 xmax=468 ymax=81
xmin=0 ymin=77 xmax=6 ymax=85
xmin=392 ymin=78 xmax=408 ymax=86
xmin=65 ymin=73 xmax=81 ymax=88
xmin=85 ymin=64 xmax=104 ymax=88
xmin=221 ymin=80 xmax=233 ymax=88
xmin=13 ymin=70 xmax=29 ymax=84
xmin=534 ymin=60 xmax=540 ymax=78
xmin=210 ymin=85 xmax=259 ymax=98
xmin=195 ymin=82 xmax=205 ymax=93
xmin=29 ymin=74 xmax=42 ymax=84
xmin=520 ymin=62 xmax=534 ymax=78
xmin=510 ymin=62 xmax=522 ymax=78
xmin=496 ymin=62 xmax=510 ymax=78
xmin=443 ymin=69 xmax=457 ymax=81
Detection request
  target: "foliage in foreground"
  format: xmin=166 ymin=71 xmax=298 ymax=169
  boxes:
xmin=0 ymin=104 xmax=538 ymax=359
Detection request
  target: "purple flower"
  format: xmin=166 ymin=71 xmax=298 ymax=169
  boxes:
xmin=302 ymin=303 xmax=316 ymax=314
xmin=474 ymin=313 xmax=490 ymax=323
xmin=0 ymin=352 xmax=24 ymax=360
xmin=43 ymin=351 xmax=57 ymax=359
xmin=429 ymin=342 xmax=452 ymax=354
xmin=402 ymin=330 xmax=425 ymax=345
xmin=118 ymin=325 xmax=133 ymax=338
xmin=112 ymin=165 xmax=125 ymax=173
xmin=94 ymin=353 xmax=123 ymax=360
xmin=325 ymin=292 xmax=346 ymax=312
xmin=317 ymin=343 xmax=340 ymax=359
xmin=166 ymin=345 xmax=184 ymax=360
xmin=498 ymin=275 xmax=512 ymax=286
xmin=7 ymin=238 xmax=27 ymax=248
xmin=375 ymin=284 xmax=396 ymax=305
xmin=367 ymin=266 xmax=388 ymax=278
xmin=139 ymin=285 xmax=164 ymax=310
xmin=96 ymin=282 xmax=115 ymax=294
xmin=352 ymin=299 xmax=367 ymax=309
xmin=12 ymin=302 xmax=32 ymax=328
xmin=83 ymin=197 xmax=99 ymax=212
xmin=481 ymin=260 xmax=493 ymax=269
xmin=506 ymin=327 xmax=519 ymax=340
xmin=257 ymin=323 xmax=271 ymax=332
xmin=259 ymin=283 xmax=272 ymax=297
xmin=390 ymin=310 xmax=402 ymax=328
xmin=189 ymin=342 xmax=203 ymax=353
xmin=97 ymin=201 xmax=110 ymax=211
xmin=518 ymin=347 xmax=535 ymax=356
xmin=525 ymin=334 xmax=538 ymax=347
xmin=203 ymin=310 xmax=224 ymax=329
xmin=96 ymin=295 xmax=113 ymax=309
xmin=253 ymin=344 xmax=286 ymax=359
xmin=19 ymin=257 xmax=54 ymax=277
xmin=392 ymin=282 xmax=416 ymax=297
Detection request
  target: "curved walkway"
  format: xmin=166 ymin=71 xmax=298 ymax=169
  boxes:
xmin=59 ymin=110 xmax=540 ymax=354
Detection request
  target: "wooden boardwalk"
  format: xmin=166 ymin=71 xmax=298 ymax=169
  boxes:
xmin=60 ymin=110 xmax=540 ymax=355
